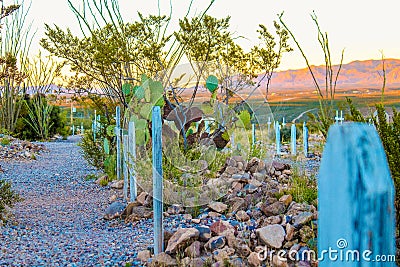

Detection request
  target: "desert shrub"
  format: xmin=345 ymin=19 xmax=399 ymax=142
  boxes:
xmin=13 ymin=95 xmax=67 ymax=140
xmin=0 ymin=179 xmax=22 ymax=222
xmin=79 ymin=130 xmax=105 ymax=169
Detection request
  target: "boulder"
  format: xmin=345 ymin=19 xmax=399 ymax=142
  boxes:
xmin=208 ymin=202 xmax=228 ymax=213
xmin=256 ymin=224 xmax=285 ymax=249
xmin=205 ymin=236 xmax=226 ymax=251
xmin=150 ymin=252 xmax=178 ymax=267
xmin=185 ymin=241 xmax=202 ymax=258
xmin=235 ymin=210 xmax=250 ymax=222
xmin=165 ymin=228 xmax=200 ymax=254
xmin=210 ymin=220 xmax=235 ymax=236
xmin=137 ymin=250 xmax=151 ymax=262
xmin=292 ymin=212 xmax=313 ymax=227
xmin=247 ymin=252 xmax=262 ymax=267
xmin=261 ymin=201 xmax=286 ymax=216
xmin=110 ymin=180 xmax=124 ymax=189
xmin=103 ymin=202 xmax=125 ymax=220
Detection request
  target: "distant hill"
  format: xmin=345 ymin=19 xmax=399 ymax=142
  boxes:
xmin=263 ymin=59 xmax=400 ymax=90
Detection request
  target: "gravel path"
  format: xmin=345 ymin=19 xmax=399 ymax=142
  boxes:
xmin=0 ymin=137 xmax=152 ymax=267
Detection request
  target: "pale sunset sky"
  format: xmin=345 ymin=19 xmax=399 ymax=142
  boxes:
xmin=5 ymin=0 xmax=400 ymax=71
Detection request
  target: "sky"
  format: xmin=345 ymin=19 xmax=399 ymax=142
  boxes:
xmin=5 ymin=0 xmax=400 ymax=71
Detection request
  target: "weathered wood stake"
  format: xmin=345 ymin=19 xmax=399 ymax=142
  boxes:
xmin=318 ymin=123 xmax=395 ymax=266
xmin=152 ymin=106 xmax=164 ymax=254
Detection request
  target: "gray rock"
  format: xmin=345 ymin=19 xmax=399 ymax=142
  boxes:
xmin=208 ymin=202 xmax=228 ymax=213
xmin=292 ymin=211 xmax=313 ymax=227
xmin=165 ymin=227 xmax=200 ymax=254
xmin=104 ymin=202 xmax=125 ymax=220
xmin=256 ymin=224 xmax=285 ymax=248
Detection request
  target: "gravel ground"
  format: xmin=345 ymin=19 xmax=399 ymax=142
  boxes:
xmin=0 ymin=137 xmax=152 ymax=267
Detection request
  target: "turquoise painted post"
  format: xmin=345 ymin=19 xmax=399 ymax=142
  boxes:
xmin=128 ymin=121 xmax=137 ymax=201
xmin=205 ymin=120 xmax=210 ymax=133
xmin=93 ymin=110 xmax=97 ymax=141
xmin=230 ymin=132 xmax=235 ymax=150
xmin=303 ymin=122 xmax=308 ymax=157
xmin=115 ymin=106 xmax=121 ymax=182
xmin=275 ymin=121 xmax=280 ymax=155
xmin=152 ymin=106 xmax=164 ymax=254
xmin=318 ymin=123 xmax=395 ymax=266
xmin=291 ymin=123 xmax=296 ymax=155
xmin=72 ymin=125 xmax=75 ymax=136
xmin=252 ymin=123 xmax=256 ymax=146
xmin=123 ymin=134 xmax=129 ymax=201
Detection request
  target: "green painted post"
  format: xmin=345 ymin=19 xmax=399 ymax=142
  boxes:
xmin=152 ymin=106 xmax=163 ymax=254
xmin=318 ymin=123 xmax=395 ymax=266
xmin=128 ymin=121 xmax=137 ymax=201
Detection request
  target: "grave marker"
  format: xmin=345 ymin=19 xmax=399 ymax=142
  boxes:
xmin=303 ymin=122 xmax=308 ymax=157
xmin=152 ymin=106 xmax=164 ymax=255
xmin=123 ymin=134 xmax=129 ymax=201
xmin=128 ymin=121 xmax=137 ymax=201
xmin=275 ymin=121 xmax=281 ymax=155
xmin=115 ymin=106 xmax=121 ymax=182
xmin=252 ymin=123 xmax=256 ymax=146
xmin=318 ymin=123 xmax=395 ymax=266
xmin=291 ymin=123 xmax=296 ymax=155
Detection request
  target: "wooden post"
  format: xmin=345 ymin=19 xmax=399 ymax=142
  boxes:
xmin=252 ymin=123 xmax=256 ymax=146
xmin=303 ymin=122 xmax=308 ymax=157
xmin=115 ymin=106 xmax=121 ymax=182
xmin=123 ymin=134 xmax=129 ymax=201
xmin=152 ymin=106 xmax=164 ymax=254
xmin=318 ymin=123 xmax=395 ymax=266
xmin=275 ymin=121 xmax=280 ymax=155
xmin=128 ymin=121 xmax=137 ymax=201
xmin=291 ymin=123 xmax=296 ymax=155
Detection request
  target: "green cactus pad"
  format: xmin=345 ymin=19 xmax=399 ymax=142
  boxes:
xmin=103 ymin=138 xmax=110 ymax=155
xmin=122 ymin=83 xmax=133 ymax=95
xmin=134 ymin=86 xmax=145 ymax=100
xmin=206 ymin=75 xmax=218 ymax=92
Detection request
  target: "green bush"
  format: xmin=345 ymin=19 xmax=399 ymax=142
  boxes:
xmin=0 ymin=179 xmax=22 ymax=222
xmin=0 ymin=137 xmax=10 ymax=146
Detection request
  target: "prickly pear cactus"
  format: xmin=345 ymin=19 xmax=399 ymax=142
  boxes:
xmin=124 ymin=74 xmax=165 ymax=146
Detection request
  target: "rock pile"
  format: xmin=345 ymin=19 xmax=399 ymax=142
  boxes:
xmin=104 ymin=156 xmax=318 ymax=266
xmin=0 ymin=135 xmax=47 ymax=161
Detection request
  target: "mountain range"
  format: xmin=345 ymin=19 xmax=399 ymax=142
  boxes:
xmin=264 ymin=59 xmax=400 ymax=90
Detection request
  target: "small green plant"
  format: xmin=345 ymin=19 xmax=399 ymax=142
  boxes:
xmin=0 ymin=137 xmax=11 ymax=146
xmin=99 ymin=179 xmax=109 ymax=187
xmin=286 ymin=167 xmax=317 ymax=204
xmin=0 ymin=179 xmax=22 ymax=222
xmin=84 ymin=174 xmax=97 ymax=181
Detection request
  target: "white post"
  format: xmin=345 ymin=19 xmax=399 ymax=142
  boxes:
xmin=230 ymin=132 xmax=235 ymax=150
xmin=72 ymin=125 xmax=75 ymax=136
xmin=252 ymin=123 xmax=256 ymax=146
xmin=267 ymin=117 xmax=271 ymax=134
xmin=128 ymin=121 xmax=137 ymax=201
xmin=282 ymin=117 xmax=286 ymax=127
xmin=93 ymin=110 xmax=97 ymax=141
